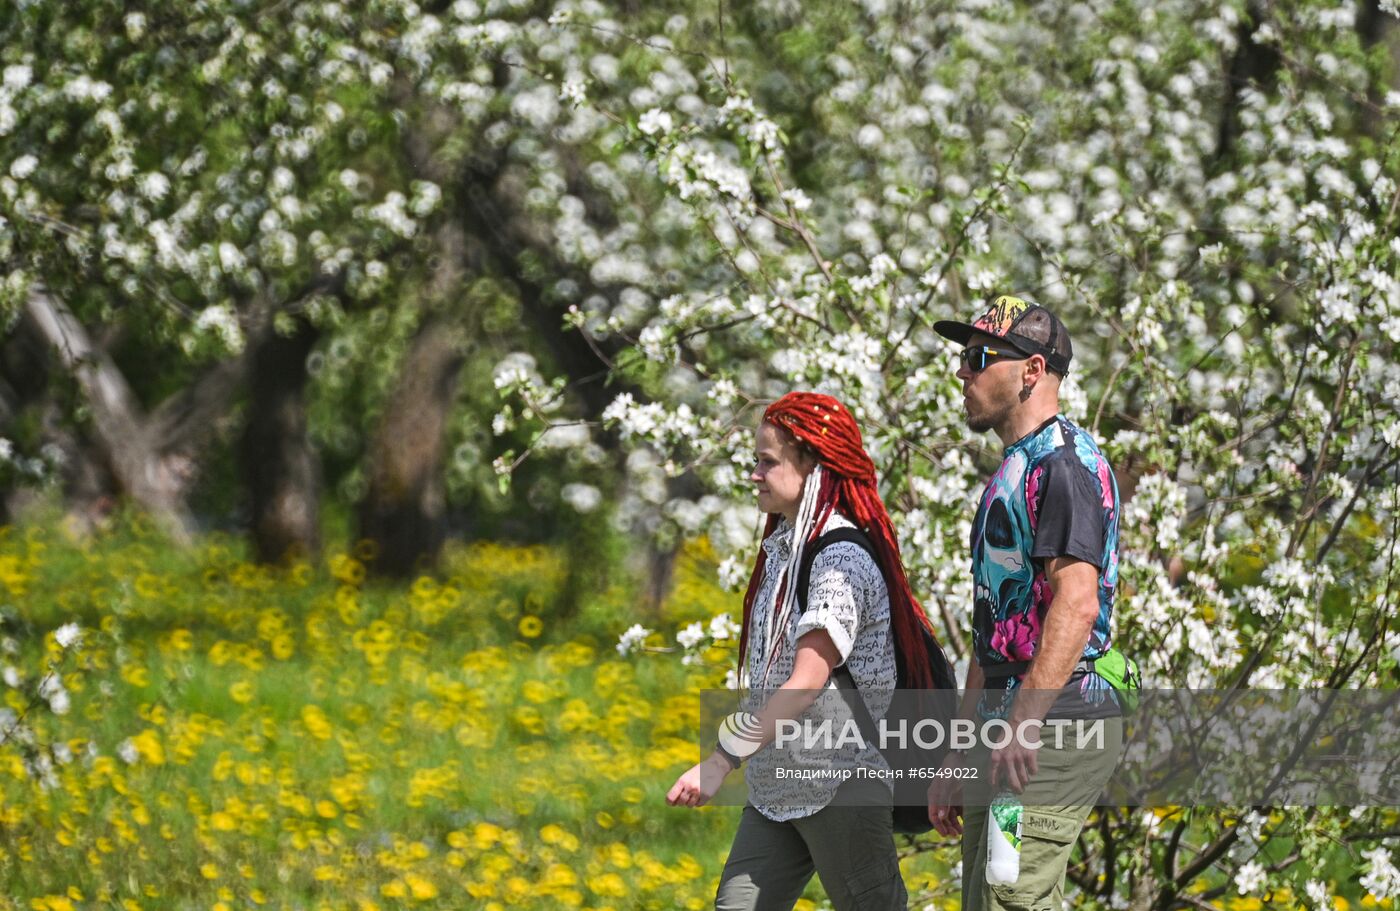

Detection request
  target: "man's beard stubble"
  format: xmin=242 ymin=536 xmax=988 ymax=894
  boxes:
xmin=965 ymin=397 xmax=1013 ymax=434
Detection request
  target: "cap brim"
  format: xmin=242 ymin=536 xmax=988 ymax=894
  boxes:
xmin=932 ymin=320 xmax=978 ymax=345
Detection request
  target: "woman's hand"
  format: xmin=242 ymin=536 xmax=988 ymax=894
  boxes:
xmin=927 ymin=753 xmax=967 ymax=837
xmin=666 ymin=753 xmax=734 ymax=808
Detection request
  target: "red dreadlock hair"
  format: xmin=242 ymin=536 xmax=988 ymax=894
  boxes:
xmin=737 ymin=391 xmax=939 ymax=689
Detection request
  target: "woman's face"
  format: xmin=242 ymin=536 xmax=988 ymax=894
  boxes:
xmin=751 ymin=421 xmax=815 ymax=521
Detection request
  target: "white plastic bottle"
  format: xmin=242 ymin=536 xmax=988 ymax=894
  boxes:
xmin=985 ymin=791 xmax=1023 ymax=885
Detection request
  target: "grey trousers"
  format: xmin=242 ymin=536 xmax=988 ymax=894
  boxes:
xmin=715 ymin=776 xmax=908 ymax=911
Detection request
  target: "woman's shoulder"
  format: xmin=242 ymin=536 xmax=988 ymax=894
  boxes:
xmin=809 ymin=516 xmax=883 ymax=582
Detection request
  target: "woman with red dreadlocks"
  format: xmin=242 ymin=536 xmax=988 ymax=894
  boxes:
xmin=666 ymin=392 xmax=937 ymax=911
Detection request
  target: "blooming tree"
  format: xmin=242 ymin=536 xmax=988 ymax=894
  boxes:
xmin=1 ymin=0 xmax=1397 ymax=897
xmin=500 ymin=0 xmax=1400 ymax=903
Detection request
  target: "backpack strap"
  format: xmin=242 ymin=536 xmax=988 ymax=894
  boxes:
xmin=796 ymin=527 xmax=877 ymax=614
xmin=796 ymin=527 xmax=882 ymax=747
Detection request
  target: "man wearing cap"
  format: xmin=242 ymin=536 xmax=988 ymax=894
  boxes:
xmin=926 ymin=295 xmax=1124 ymax=911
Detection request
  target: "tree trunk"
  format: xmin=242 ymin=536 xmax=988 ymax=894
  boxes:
xmin=357 ymin=312 xmax=467 ymax=577
xmin=1358 ymin=0 xmax=1399 ymax=136
xmin=23 ymin=287 xmax=196 ymax=543
xmin=1213 ymin=3 xmax=1281 ymax=165
xmin=242 ymin=319 xmax=321 ymax=563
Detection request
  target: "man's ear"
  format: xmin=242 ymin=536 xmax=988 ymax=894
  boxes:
xmin=1023 ymin=353 xmax=1048 ymax=385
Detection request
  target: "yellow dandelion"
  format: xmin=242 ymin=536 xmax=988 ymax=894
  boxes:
xmin=521 ymin=680 xmax=554 ymax=704
xmin=199 ymin=863 xmax=219 ymax=880
xmin=229 ymin=680 xmax=254 ymax=704
xmin=587 ymin=873 xmax=627 ymax=898
xmin=518 ymin=615 xmax=544 ymax=638
xmin=270 ymin=634 xmax=295 ymax=660
xmin=405 ymin=874 xmax=438 ymax=901
xmin=301 ymin=705 xmax=333 ymax=740
xmin=131 ymin=729 xmax=165 ymax=765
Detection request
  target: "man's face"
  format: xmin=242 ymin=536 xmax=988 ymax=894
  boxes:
xmin=955 ymin=332 xmax=1026 ymax=433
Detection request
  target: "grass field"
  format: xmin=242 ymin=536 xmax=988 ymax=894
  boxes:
xmin=0 ymin=518 xmax=966 ymax=911
xmin=2 ymin=518 xmax=1382 ymax=911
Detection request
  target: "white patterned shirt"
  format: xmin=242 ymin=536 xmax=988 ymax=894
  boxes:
xmin=744 ymin=513 xmax=897 ymax=821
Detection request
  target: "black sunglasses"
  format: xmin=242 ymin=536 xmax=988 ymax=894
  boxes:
xmin=959 ymin=345 xmax=1028 ymax=373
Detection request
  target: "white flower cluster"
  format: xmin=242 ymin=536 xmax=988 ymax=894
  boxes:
xmin=615 ymin=623 xmax=652 ymax=656
xmin=675 ymin=613 xmax=739 ymax=666
xmin=1362 ymin=848 xmax=1400 ymax=901
xmin=716 ymin=95 xmax=783 ymax=158
xmin=561 ymin=482 xmax=602 ymax=513
xmin=1122 ymin=472 xmax=1188 ymax=554
xmin=657 ymin=141 xmax=753 ymax=205
xmin=558 ymin=77 xmax=587 ymax=107
xmin=38 ymin=673 xmax=69 ymax=716
xmin=192 ymin=304 xmax=246 ymax=355
xmin=599 ymin=394 xmax=716 ymax=465
xmin=638 ymin=107 xmax=673 ymax=137
xmin=1233 ymin=859 xmax=1266 ymax=895
xmin=365 ymin=191 xmax=418 ymax=238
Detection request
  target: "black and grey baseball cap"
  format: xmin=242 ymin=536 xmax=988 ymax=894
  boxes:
xmin=934 ymin=294 xmax=1073 ymax=376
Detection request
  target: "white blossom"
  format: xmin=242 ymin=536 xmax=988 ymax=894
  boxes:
xmin=54 ymin=623 xmax=82 ymax=650
xmin=616 ymin=623 xmax=652 ymax=656
xmin=559 ymin=77 xmax=587 ymax=106
xmin=781 ymin=188 xmax=812 ymax=212
xmin=676 ymin=621 xmax=706 ymax=649
xmin=708 ymin=613 xmax=739 ymax=641
xmin=137 ymin=172 xmax=171 ymax=201
xmin=9 ymin=155 xmax=36 ymax=180
xmin=1362 ymin=848 xmax=1400 ymax=901
xmin=561 ymin=482 xmax=602 ymax=513
xmin=194 ymin=304 xmax=245 ymax=354
xmin=1234 ymin=860 xmax=1266 ymax=894
xmin=3 ymin=65 xmax=31 ymax=91
xmin=638 ymin=107 xmax=673 ymax=136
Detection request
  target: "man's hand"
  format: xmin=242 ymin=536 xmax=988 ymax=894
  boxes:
xmin=666 ymin=753 xmax=734 ymax=808
xmin=990 ymin=728 xmax=1040 ymax=793
xmin=927 ymin=753 xmax=966 ymax=837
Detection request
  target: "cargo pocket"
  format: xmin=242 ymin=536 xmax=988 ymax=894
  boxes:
xmin=985 ymin=808 xmax=1084 ymax=911
xmin=843 ymin=855 xmax=906 ymax=911
xmin=1018 ymin=808 xmax=1081 ymax=846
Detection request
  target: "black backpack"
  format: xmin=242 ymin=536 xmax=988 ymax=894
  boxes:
xmin=796 ymin=527 xmax=959 ymax=834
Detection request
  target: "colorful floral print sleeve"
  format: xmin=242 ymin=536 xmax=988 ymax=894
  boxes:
xmin=970 ymin=414 xmax=1122 ymax=719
